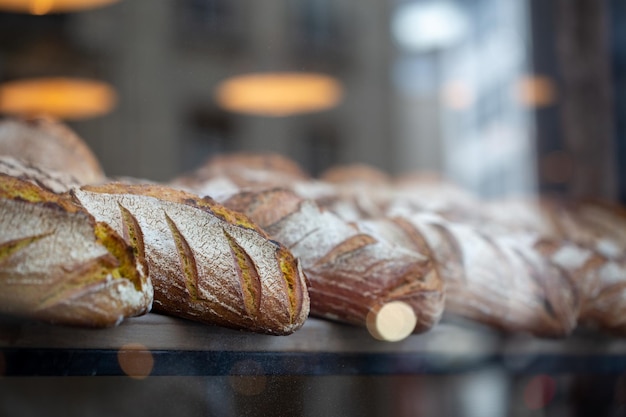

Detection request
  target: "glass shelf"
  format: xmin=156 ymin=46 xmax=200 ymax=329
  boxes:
xmin=2 ymin=314 xmax=626 ymax=377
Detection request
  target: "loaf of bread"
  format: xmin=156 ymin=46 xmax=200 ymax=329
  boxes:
xmin=483 ymin=197 xmax=626 ymax=334
xmin=71 ymin=182 xmax=310 ymax=335
xmin=223 ymin=188 xmax=445 ymax=337
xmin=378 ymin=213 xmax=581 ymax=336
xmin=0 ymin=173 xmax=152 ymax=327
xmin=172 ymin=152 xmax=313 ymax=200
xmin=0 ymin=156 xmax=81 ymax=194
xmin=0 ymin=116 xmax=105 ymax=185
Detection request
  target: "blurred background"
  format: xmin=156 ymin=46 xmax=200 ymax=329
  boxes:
xmin=1 ymin=1 xmax=626 ymax=416
xmin=0 ymin=0 xmax=622 ymax=200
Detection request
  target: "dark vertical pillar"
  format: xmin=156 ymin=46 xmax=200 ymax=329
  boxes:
xmin=553 ymin=0 xmax=616 ymax=199
xmin=608 ymin=0 xmax=626 ymax=203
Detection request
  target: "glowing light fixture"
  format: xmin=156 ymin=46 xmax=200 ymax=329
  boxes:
xmin=215 ymin=72 xmax=343 ymax=117
xmin=0 ymin=77 xmax=117 ymax=120
xmin=0 ymin=0 xmax=119 ymax=14
xmin=516 ymin=75 xmax=557 ymax=108
xmin=392 ymin=1 xmax=469 ymax=52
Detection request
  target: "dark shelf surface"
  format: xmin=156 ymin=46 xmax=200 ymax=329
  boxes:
xmin=1 ymin=314 xmax=625 ymax=376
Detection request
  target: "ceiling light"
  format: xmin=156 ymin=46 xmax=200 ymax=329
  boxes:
xmin=0 ymin=0 xmax=119 ymax=15
xmin=0 ymin=77 xmax=117 ymax=120
xmin=215 ymin=72 xmax=343 ymax=117
xmin=392 ymin=1 xmax=469 ymax=52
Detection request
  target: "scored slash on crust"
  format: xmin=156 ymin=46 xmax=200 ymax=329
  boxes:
xmin=164 ymin=211 xmax=202 ymax=301
xmin=118 ymin=202 xmax=148 ymax=276
xmin=0 ymin=232 xmax=51 ymax=264
xmin=223 ymin=229 xmax=262 ymax=317
xmin=313 ymin=234 xmax=377 ymax=267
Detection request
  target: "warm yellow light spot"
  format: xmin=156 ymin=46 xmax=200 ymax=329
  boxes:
xmin=0 ymin=77 xmax=117 ymax=120
xmin=30 ymin=0 xmax=53 ymax=14
xmin=0 ymin=0 xmax=119 ymax=14
xmin=117 ymin=343 xmax=154 ymax=379
xmin=516 ymin=75 xmax=557 ymax=108
xmin=366 ymin=301 xmax=417 ymax=342
xmin=215 ymin=72 xmax=343 ymax=117
xmin=441 ymin=80 xmax=474 ymax=110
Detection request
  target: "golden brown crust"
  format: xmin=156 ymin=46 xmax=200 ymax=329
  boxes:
xmin=72 ymin=182 xmax=309 ymax=335
xmin=223 ymin=188 xmax=445 ymax=334
xmin=0 ymin=174 xmax=152 ymax=327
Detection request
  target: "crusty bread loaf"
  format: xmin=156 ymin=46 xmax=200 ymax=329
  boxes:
xmin=483 ymin=197 xmax=626 ymax=334
xmin=172 ymin=152 xmax=311 ymax=198
xmin=0 ymin=156 xmax=81 ymax=194
xmin=389 ymin=212 xmax=580 ymax=336
xmin=0 ymin=116 xmax=105 ymax=185
xmin=71 ymin=183 xmax=310 ymax=335
xmin=223 ymin=188 xmax=444 ymax=335
xmin=0 ymin=173 xmax=152 ymax=327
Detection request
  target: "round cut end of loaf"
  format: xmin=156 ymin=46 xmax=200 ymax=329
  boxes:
xmin=366 ymin=301 xmax=417 ymax=342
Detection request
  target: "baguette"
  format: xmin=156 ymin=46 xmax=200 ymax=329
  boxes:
xmin=71 ymin=183 xmax=309 ymax=335
xmin=0 ymin=173 xmax=152 ymax=327
xmin=484 ymin=197 xmax=626 ymax=334
xmin=390 ymin=213 xmax=580 ymax=336
xmin=223 ymin=188 xmax=444 ymax=337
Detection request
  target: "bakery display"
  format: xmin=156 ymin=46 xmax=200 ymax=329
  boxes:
xmin=176 ymin=152 xmax=626 ymax=338
xmin=2 ymin=116 xmax=625 ymax=340
xmin=0 ymin=120 xmax=309 ymax=335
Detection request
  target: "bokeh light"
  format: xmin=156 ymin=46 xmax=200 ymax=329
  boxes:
xmin=0 ymin=0 xmax=119 ymax=14
xmin=523 ymin=374 xmax=557 ymax=410
xmin=516 ymin=75 xmax=557 ymax=108
xmin=0 ymin=77 xmax=117 ymax=120
xmin=215 ymin=72 xmax=343 ymax=117
xmin=117 ymin=343 xmax=154 ymax=380
xmin=366 ymin=301 xmax=417 ymax=342
xmin=441 ymin=80 xmax=475 ymax=110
